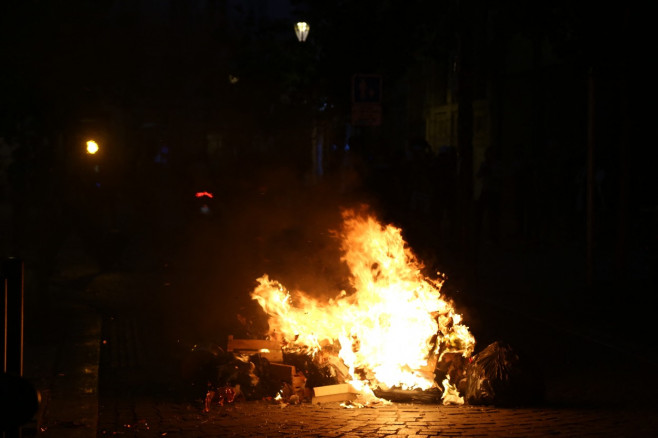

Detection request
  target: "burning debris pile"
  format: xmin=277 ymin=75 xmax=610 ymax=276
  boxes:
xmin=249 ymin=208 xmax=475 ymax=405
xmin=189 ymin=208 xmax=543 ymax=410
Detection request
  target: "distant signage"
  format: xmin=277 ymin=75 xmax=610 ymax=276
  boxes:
xmin=352 ymin=74 xmax=382 ymax=103
xmin=352 ymin=74 xmax=382 ymax=126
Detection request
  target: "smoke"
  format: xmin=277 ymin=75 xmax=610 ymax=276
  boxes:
xmin=171 ymin=160 xmax=386 ymax=342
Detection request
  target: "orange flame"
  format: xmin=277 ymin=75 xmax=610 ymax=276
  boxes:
xmin=251 ymin=208 xmax=475 ymax=393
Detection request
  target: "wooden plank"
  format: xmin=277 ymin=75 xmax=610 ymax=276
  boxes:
xmin=311 ymin=392 xmax=358 ymax=404
xmin=226 ymin=335 xmax=283 ymax=363
xmin=313 ymin=383 xmax=358 ymax=397
xmin=227 ymin=335 xmax=284 ymax=363
xmin=231 ymin=350 xmax=283 ymax=363
xmin=226 ymin=336 xmax=281 ymax=352
xmin=261 ymin=350 xmax=284 ymax=363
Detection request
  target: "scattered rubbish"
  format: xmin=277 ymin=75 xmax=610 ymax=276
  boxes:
xmin=204 ymin=386 xmax=236 ymax=412
xmin=462 ymin=341 xmax=545 ymax=406
xmin=182 ymin=335 xmax=478 ymax=412
xmin=184 ymin=340 xmax=541 ymax=411
xmin=441 ymin=375 xmax=464 ymax=405
xmin=373 ymin=387 xmax=443 ymax=404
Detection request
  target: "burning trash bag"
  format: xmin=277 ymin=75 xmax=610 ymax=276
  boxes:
xmin=462 ymin=341 xmax=545 ymax=406
xmin=180 ymin=341 xmax=304 ymax=408
xmin=180 ymin=343 xmax=267 ymax=402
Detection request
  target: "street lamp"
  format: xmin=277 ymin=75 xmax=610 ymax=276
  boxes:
xmin=86 ymin=139 xmax=99 ymax=155
xmin=293 ymin=21 xmax=322 ymax=180
xmin=294 ymin=22 xmax=310 ymax=42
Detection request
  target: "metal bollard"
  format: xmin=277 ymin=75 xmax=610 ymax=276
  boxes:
xmin=2 ymin=256 xmax=24 ymax=376
xmin=1 ymin=257 xmax=39 ymax=436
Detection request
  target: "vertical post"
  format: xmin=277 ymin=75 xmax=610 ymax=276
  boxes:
xmin=2 ymin=257 xmax=26 ymax=437
xmin=616 ymin=7 xmax=630 ymax=282
xmin=2 ymin=257 xmax=24 ymax=377
xmin=586 ymin=70 xmax=595 ymax=291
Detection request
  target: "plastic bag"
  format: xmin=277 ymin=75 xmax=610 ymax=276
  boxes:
xmin=463 ymin=341 xmax=544 ymax=406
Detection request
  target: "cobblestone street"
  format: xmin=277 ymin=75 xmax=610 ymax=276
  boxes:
xmin=97 ymin=398 xmax=658 ymax=437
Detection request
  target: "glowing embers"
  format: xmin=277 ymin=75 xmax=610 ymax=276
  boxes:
xmin=251 ymin=208 xmax=475 ymax=402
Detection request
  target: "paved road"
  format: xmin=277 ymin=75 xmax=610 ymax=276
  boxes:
xmin=96 ymin=398 xmax=658 ymax=438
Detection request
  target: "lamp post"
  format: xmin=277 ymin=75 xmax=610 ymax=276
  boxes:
xmin=293 ymin=21 xmax=322 ymax=181
xmin=294 ymin=22 xmax=310 ymax=42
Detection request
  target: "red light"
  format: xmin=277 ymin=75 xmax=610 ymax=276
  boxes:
xmin=195 ymin=191 xmax=214 ymax=199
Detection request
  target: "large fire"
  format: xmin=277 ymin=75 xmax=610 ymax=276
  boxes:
xmin=251 ymin=208 xmax=475 ymax=401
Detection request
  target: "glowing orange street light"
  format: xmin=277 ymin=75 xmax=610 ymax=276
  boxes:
xmin=86 ymin=139 xmax=99 ymax=155
xmin=294 ymin=22 xmax=310 ymax=42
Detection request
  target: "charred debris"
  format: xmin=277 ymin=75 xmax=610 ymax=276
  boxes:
xmin=179 ymin=337 xmax=545 ymax=411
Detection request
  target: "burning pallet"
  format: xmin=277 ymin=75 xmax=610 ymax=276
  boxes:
xmin=226 ymin=335 xmax=283 ymax=363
